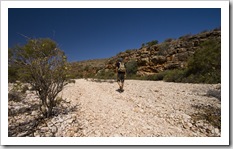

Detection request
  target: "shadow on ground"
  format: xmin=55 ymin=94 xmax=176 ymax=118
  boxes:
xmin=85 ymin=78 xmax=115 ymax=84
xmin=8 ymin=91 xmax=79 ymax=137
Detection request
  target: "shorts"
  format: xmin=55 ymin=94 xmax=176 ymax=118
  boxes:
xmin=117 ymin=72 xmax=125 ymax=83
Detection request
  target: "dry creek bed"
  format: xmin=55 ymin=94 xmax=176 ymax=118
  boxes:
xmin=8 ymin=79 xmax=221 ymax=137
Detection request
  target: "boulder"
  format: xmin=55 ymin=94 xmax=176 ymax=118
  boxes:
xmin=176 ymin=52 xmax=189 ymax=61
xmin=138 ymin=58 xmax=150 ymax=66
xmin=151 ymin=56 xmax=166 ymax=64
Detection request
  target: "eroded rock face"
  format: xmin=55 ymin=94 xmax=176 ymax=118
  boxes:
xmin=104 ymin=30 xmax=220 ymax=76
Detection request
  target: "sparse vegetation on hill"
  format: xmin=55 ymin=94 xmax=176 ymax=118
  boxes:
xmin=141 ymin=40 xmax=159 ymax=47
xmin=69 ymin=29 xmax=220 ymax=84
xmin=145 ymin=38 xmax=221 ymax=84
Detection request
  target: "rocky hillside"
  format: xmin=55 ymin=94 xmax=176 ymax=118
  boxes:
xmin=68 ymin=58 xmax=108 ymax=78
xmin=105 ymin=29 xmax=221 ymax=76
xmin=69 ymin=29 xmax=220 ymax=78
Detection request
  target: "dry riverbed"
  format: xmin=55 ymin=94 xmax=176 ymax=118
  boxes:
xmin=8 ymin=79 xmax=221 ymax=137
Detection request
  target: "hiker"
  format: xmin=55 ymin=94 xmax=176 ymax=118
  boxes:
xmin=115 ymin=58 xmax=126 ymax=92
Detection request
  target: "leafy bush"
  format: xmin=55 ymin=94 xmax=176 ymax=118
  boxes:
xmin=163 ymin=69 xmax=187 ymax=82
xmin=10 ymin=38 xmax=69 ymax=118
xmin=125 ymin=60 xmax=138 ymax=77
xmin=142 ymin=71 xmax=167 ymax=81
xmin=186 ymin=38 xmax=221 ymax=83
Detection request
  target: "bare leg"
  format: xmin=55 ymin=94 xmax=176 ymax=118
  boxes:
xmin=117 ymin=81 xmax=121 ymax=89
xmin=121 ymin=82 xmax=124 ymax=90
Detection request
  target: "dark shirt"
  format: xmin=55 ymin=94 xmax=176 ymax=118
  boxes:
xmin=116 ymin=62 xmax=120 ymax=68
xmin=116 ymin=62 xmax=125 ymax=74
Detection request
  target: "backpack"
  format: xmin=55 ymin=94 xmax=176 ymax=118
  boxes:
xmin=118 ymin=62 xmax=126 ymax=72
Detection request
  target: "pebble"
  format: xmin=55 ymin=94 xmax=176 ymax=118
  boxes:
xmin=31 ymin=111 xmax=38 ymax=116
xmin=214 ymin=128 xmax=220 ymax=134
xmin=67 ymin=118 xmax=74 ymax=124
xmin=51 ymin=126 xmax=57 ymax=133
xmin=40 ymin=127 xmax=49 ymax=133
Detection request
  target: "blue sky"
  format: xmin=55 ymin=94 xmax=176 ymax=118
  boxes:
xmin=8 ymin=8 xmax=221 ymax=62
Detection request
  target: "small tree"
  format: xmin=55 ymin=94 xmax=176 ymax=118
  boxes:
xmin=12 ymin=38 xmax=69 ymax=117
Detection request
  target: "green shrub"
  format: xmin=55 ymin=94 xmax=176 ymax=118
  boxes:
xmin=143 ymin=71 xmax=167 ymax=81
xmin=11 ymin=38 xmax=69 ymax=118
xmin=141 ymin=40 xmax=159 ymax=47
xmin=186 ymin=38 xmax=221 ymax=83
xmin=157 ymin=38 xmax=221 ymax=84
xmin=146 ymin=40 xmax=159 ymax=47
xmin=125 ymin=60 xmax=138 ymax=77
xmin=163 ymin=69 xmax=187 ymax=82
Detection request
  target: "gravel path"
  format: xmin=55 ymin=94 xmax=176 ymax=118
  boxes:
xmin=60 ymin=79 xmax=221 ymax=137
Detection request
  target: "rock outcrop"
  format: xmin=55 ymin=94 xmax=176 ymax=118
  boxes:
xmin=105 ymin=30 xmax=221 ymax=76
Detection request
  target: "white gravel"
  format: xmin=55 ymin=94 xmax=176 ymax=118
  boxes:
xmin=59 ymin=79 xmax=221 ymax=137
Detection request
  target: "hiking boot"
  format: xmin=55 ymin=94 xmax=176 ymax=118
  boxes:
xmin=120 ymin=86 xmax=124 ymax=92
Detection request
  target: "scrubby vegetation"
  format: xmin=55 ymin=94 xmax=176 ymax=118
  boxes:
xmin=9 ymin=38 xmax=69 ymax=117
xmin=142 ymin=40 xmax=159 ymax=47
xmin=139 ymin=38 xmax=221 ymax=84
xmin=63 ymin=37 xmax=220 ymax=84
xmin=191 ymin=104 xmax=221 ymax=129
xmin=125 ymin=60 xmax=138 ymax=77
xmin=185 ymin=38 xmax=221 ymax=83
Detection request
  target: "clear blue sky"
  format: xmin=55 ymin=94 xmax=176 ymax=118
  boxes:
xmin=8 ymin=8 xmax=221 ymax=62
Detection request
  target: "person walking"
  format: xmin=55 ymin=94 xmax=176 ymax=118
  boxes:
xmin=115 ymin=58 xmax=126 ymax=92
